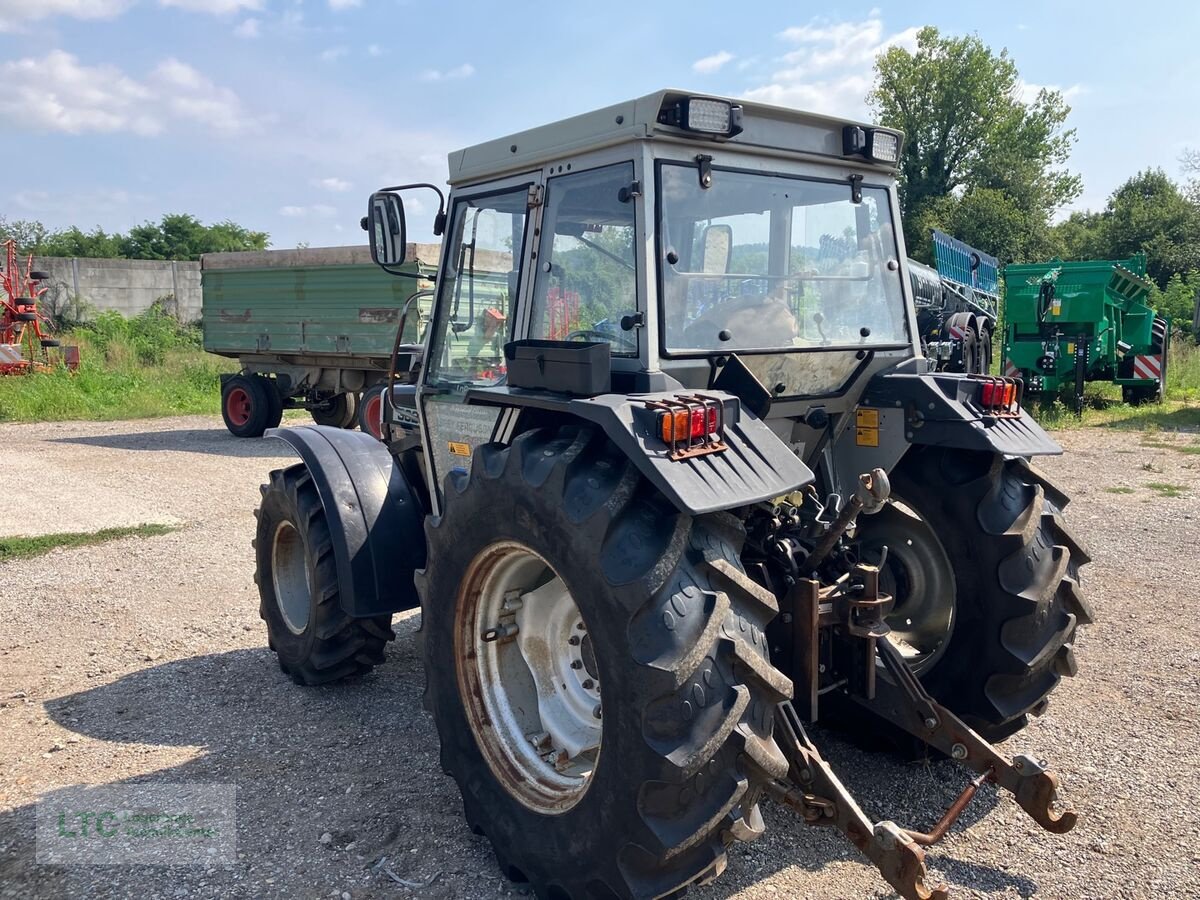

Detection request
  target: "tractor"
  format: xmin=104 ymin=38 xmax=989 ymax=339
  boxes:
xmin=252 ymin=91 xmax=1091 ymax=900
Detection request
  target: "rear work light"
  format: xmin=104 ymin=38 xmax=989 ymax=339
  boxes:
xmin=658 ymin=96 xmax=744 ymax=138
xmin=970 ymin=375 xmax=1022 ymax=417
xmin=645 ymin=394 xmax=728 ymax=460
xmin=842 ymin=125 xmax=902 ymax=164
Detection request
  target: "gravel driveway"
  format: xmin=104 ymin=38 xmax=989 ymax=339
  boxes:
xmin=1 ymin=415 xmax=1197 ymax=899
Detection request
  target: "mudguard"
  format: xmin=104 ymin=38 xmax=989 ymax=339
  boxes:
xmin=266 ymin=426 xmax=426 ymax=616
xmin=860 ymin=366 xmax=1061 ymax=457
xmin=466 ymin=387 xmax=814 ymax=515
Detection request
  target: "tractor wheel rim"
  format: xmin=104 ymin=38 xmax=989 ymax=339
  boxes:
xmin=271 ymin=521 xmax=311 ymax=634
xmin=226 ymin=387 xmax=252 ymax=426
xmin=456 ymin=541 xmax=601 ymax=814
xmin=861 ymin=501 xmax=956 ymax=674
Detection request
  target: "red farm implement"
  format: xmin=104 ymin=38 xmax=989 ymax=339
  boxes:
xmin=0 ymin=239 xmax=78 ymax=375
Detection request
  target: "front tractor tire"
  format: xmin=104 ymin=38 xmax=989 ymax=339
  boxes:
xmin=254 ymin=464 xmax=394 ymax=684
xmin=419 ymin=426 xmax=791 ymax=899
xmin=857 ymin=447 xmax=1092 ymax=742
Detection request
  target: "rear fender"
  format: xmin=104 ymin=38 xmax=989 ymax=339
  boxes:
xmin=464 ymin=388 xmax=814 ymax=515
xmin=267 ymin=426 xmax=426 ymax=616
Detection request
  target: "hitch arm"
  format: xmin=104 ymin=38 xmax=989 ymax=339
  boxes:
xmin=871 ymin=638 xmax=1077 ymax=834
xmin=767 ymin=702 xmax=949 ymax=900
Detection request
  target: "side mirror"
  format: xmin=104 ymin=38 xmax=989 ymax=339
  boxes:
xmin=700 ymin=223 xmax=732 ymax=275
xmin=368 ymin=192 xmax=407 ymax=266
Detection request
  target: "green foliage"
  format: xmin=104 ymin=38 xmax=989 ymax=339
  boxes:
xmin=0 ymin=524 xmax=176 ymax=563
xmin=0 ymin=307 xmax=231 ymax=423
xmin=1145 ymin=271 xmax=1199 ymax=327
xmin=0 ymin=213 xmax=268 ymax=261
xmin=82 ymin=301 xmax=202 ymax=366
xmin=869 ymin=27 xmax=1079 ymax=263
xmin=1054 ymin=169 xmax=1200 ymax=287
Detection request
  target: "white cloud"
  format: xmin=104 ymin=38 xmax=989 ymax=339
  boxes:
xmin=233 ymin=17 xmax=260 ymax=38
xmin=367 ymin=43 xmax=383 ymax=57
xmin=0 ymin=51 xmax=253 ymax=137
xmin=1018 ymin=81 xmax=1087 ymax=105
xmin=328 ymin=0 xmax=361 ymax=8
xmin=320 ymin=46 xmax=349 ymax=62
xmin=315 ymin=177 xmax=352 ymax=192
xmin=743 ymin=14 xmax=919 ymax=117
xmin=693 ymin=51 xmax=734 ymax=74
xmin=0 ymin=0 xmax=131 ymax=30
xmin=419 ymin=63 xmax=475 ymax=82
xmin=159 ymin=0 xmax=262 ymax=13
xmin=279 ymin=204 xmax=338 ymax=218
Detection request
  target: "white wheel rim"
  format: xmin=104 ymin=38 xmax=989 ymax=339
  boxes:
xmin=271 ymin=521 xmax=311 ymax=634
xmin=456 ymin=542 xmax=601 ymax=814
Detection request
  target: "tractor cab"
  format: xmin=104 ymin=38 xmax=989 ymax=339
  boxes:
xmin=367 ymin=90 xmax=921 ymax=509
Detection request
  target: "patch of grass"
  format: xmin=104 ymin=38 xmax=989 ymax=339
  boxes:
xmin=1028 ymin=335 xmax=1200 ymax=433
xmin=0 ymin=308 xmax=235 ymax=423
xmin=1104 ymin=486 xmax=1135 ymax=494
xmin=1145 ymin=482 xmax=1189 ymax=498
xmin=0 ymin=523 xmax=177 ymax=563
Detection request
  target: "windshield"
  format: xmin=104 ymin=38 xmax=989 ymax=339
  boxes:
xmin=658 ymin=163 xmax=908 ymax=353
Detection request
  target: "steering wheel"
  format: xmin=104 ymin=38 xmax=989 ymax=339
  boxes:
xmin=565 ymin=329 xmax=637 ymax=353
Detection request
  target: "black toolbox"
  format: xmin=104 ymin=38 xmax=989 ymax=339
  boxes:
xmin=504 ymin=340 xmax=611 ymax=396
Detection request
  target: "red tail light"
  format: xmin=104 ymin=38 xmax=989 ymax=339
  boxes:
xmin=647 ymin=395 xmax=727 ymax=460
xmin=972 ymin=376 xmax=1021 ymax=416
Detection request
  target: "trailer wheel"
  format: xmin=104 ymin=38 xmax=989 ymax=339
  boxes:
xmin=856 ymin=447 xmax=1091 ymax=742
xmin=978 ymin=327 xmax=993 ymax=375
xmin=358 ymin=384 xmax=387 ymax=440
xmin=255 ymin=464 xmax=395 ymax=684
xmin=30 ymin=271 xmax=50 ymax=281
xmin=40 ymin=339 xmax=61 ymax=348
xmin=310 ymin=392 xmax=357 ymax=428
xmin=15 ymin=311 xmax=37 ymax=322
xmin=222 ymin=374 xmax=277 ymax=438
xmin=420 ymin=426 xmax=790 ymax=899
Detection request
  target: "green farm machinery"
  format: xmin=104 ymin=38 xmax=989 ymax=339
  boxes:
xmin=1002 ymin=255 xmax=1169 ymax=411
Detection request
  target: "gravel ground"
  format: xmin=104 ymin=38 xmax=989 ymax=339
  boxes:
xmin=1 ymin=415 xmax=1197 ymax=899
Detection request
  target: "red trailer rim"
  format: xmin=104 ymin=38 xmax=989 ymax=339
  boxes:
xmin=225 ymin=387 xmax=252 ymax=426
xmin=364 ymin=393 xmax=383 ymax=439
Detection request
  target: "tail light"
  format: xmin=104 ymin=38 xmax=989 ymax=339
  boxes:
xmin=645 ymin=395 xmax=727 ymax=460
xmin=970 ymin=375 xmax=1022 ymax=416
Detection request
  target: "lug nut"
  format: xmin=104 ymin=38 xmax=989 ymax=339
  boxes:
xmin=570 ymin=660 xmax=582 ymax=669
xmin=592 ymin=704 xmax=602 ymax=719
xmin=568 ymin=635 xmax=581 ymax=646
xmin=582 ymin=679 xmax=594 ymax=690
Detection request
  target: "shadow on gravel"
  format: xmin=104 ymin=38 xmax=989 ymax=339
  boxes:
xmin=51 ymin=428 xmax=301 ymax=459
xmin=2 ymin=611 xmax=1030 ymax=899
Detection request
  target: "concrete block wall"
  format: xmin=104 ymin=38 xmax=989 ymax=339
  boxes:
xmin=30 ymin=257 xmax=202 ymax=323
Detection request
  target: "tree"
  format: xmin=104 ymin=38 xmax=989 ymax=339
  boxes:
xmin=1053 ymin=169 xmax=1200 ymax=285
xmin=868 ymin=27 xmax=1079 ymax=262
xmin=0 ymin=214 xmax=270 ymax=261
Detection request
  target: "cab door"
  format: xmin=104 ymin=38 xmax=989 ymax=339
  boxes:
xmin=418 ymin=173 xmax=541 ymax=512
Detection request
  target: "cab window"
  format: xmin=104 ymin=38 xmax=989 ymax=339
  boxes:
xmin=425 ymin=186 xmax=529 ymax=387
xmin=529 ymin=162 xmax=638 ymax=355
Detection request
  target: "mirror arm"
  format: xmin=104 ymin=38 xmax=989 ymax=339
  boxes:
xmin=379 ymin=182 xmax=448 ymax=235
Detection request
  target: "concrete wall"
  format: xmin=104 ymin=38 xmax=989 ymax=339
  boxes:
xmin=31 ymin=256 xmax=202 ymax=323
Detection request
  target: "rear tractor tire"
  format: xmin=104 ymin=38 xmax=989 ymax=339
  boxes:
xmin=856 ymin=447 xmax=1092 ymax=742
xmin=419 ymin=426 xmax=791 ymax=899
xmin=254 ymin=464 xmax=394 ymax=684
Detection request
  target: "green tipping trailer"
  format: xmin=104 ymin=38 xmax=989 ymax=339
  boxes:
xmin=202 ymin=244 xmax=440 ymax=438
xmin=1001 ymin=254 xmax=1169 ymax=410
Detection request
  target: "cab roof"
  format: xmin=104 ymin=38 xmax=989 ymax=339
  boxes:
xmin=446 ymin=89 xmax=902 ymax=186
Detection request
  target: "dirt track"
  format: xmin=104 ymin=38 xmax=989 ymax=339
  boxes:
xmin=1 ymin=415 xmax=1198 ymax=899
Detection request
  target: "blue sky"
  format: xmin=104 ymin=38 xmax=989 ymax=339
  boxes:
xmin=3 ymin=1 xmax=1198 ymax=250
